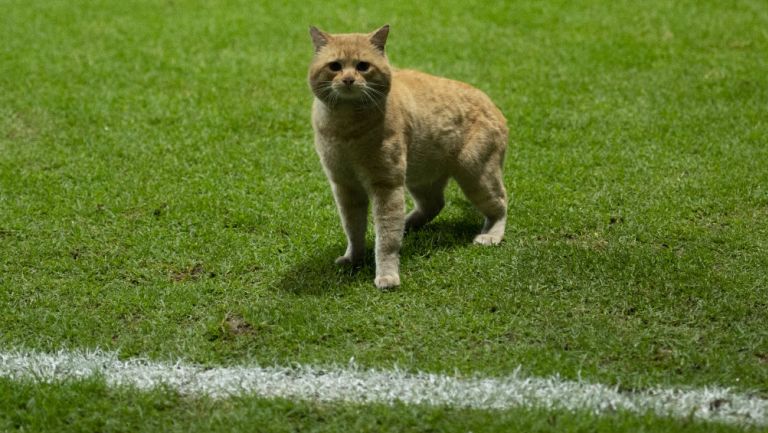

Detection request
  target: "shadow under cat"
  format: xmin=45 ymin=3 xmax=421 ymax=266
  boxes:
xmin=274 ymin=204 xmax=482 ymax=296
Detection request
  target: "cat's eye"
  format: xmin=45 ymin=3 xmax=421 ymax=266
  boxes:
xmin=328 ymin=61 xmax=342 ymax=71
xmin=356 ymin=61 xmax=370 ymax=72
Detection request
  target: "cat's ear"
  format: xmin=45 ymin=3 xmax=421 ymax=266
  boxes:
xmin=309 ymin=26 xmax=331 ymax=53
xmin=368 ymin=25 xmax=389 ymax=53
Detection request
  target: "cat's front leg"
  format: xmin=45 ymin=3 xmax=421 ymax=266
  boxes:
xmin=331 ymin=182 xmax=368 ymax=266
xmin=371 ymin=184 xmax=405 ymax=289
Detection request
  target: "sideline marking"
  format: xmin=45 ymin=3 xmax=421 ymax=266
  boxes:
xmin=1 ymin=349 xmax=765 ymax=426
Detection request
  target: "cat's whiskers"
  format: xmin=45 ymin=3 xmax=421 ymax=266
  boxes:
xmin=363 ymin=85 xmax=387 ymax=98
xmin=360 ymin=86 xmax=386 ymax=115
xmin=315 ymin=83 xmax=340 ymax=108
xmin=357 ymin=89 xmax=374 ymax=112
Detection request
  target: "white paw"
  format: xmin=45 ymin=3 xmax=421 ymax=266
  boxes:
xmin=473 ymin=234 xmax=503 ymax=246
xmin=374 ymin=274 xmax=400 ymax=289
xmin=335 ymin=255 xmax=362 ymax=266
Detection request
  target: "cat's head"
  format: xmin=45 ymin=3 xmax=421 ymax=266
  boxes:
xmin=307 ymin=25 xmax=392 ymax=108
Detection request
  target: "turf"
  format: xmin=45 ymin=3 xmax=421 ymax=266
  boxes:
xmin=0 ymin=378 xmax=760 ymax=433
xmin=1 ymin=0 xmax=767 ymax=431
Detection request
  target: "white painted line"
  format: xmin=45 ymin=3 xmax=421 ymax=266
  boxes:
xmin=0 ymin=349 xmax=765 ymax=426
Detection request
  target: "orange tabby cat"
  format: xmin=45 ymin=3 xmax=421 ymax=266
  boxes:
xmin=308 ymin=25 xmax=508 ymax=289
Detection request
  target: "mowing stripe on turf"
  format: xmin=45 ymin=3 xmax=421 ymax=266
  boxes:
xmin=0 ymin=349 xmax=765 ymax=426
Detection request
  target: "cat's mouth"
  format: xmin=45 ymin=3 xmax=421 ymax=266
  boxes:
xmin=316 ymin=82 xmax=386 ymax=108
xmin=333 ymin=84 xmax=363 ymax=97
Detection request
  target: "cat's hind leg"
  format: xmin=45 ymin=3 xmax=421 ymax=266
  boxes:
xmin=332 ymin=182 xmax=369 ymax=265
xmin=405 ymin=176 xmax=449 ymax=231
xmin=454 ymin=165 xmax=507 ymax=245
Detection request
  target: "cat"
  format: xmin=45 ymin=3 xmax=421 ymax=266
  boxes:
xmin=308 ymin=25 xmax=508 ymax=289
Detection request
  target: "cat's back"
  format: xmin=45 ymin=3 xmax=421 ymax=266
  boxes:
xmin=392 ymin=69 xmax=482 ymax=96
xmin=390 ymin=69 xmax=506 ymax=133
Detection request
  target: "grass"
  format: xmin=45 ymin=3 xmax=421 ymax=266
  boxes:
xmin=2 ymin=378 xmax=762 ymax=433
xmin=1 ymin=0 xmax=767 ymax=431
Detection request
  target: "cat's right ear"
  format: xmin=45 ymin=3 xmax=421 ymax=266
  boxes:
xmin=310 ymin=26 xmax=331 ymax=53
xmin=369 ymin=25 xmax=389 ymax=53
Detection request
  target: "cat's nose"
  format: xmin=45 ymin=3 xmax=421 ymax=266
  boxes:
xmin=342 ymin=77 xmax=355 ymax=86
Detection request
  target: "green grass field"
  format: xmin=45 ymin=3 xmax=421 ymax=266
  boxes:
xmin=1 ymin=0 xmax=767 ymax=431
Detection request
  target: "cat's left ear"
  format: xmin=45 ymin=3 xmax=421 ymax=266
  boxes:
xmin=368 ymin=25 xmax=389 ymax=53
xmin=310 ymin=26 xmax=332 ymax=53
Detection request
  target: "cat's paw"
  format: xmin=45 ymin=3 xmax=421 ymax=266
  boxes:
xmin=335 ymin=255 xmax=363 ymax=266
xmin=473 ymin=234 xmax=503 ymax=246
xmin=374 ymin=274 xmax=400 ymax=290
